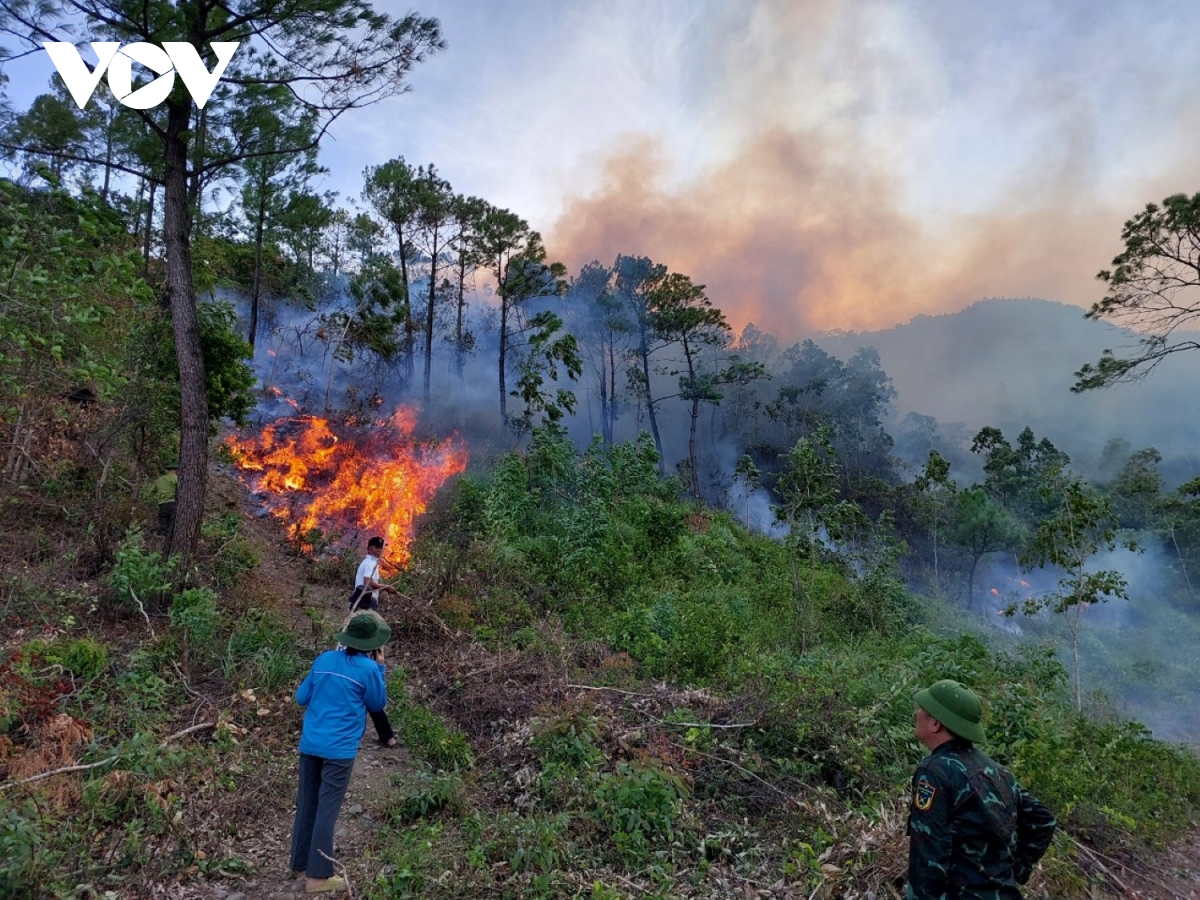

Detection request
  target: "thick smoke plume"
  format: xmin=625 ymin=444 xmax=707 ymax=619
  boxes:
xmin=546 ymin=0 xmax=1200 ymax=336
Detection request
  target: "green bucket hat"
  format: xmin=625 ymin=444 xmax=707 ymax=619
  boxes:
xmin=335 ymin=613 xmax=391 ymax=652
xmin=914 ymin=679 xmax=986 ymax=743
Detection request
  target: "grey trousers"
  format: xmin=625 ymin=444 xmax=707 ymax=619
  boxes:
xmin=289 ymin=753 xmax=355 ymax=878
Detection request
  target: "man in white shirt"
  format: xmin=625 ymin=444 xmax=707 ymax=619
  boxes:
xmin=350 ymin=536 xmax=398 ymax=611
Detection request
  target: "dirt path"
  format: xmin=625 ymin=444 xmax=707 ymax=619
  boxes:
xmin=185 ymin=472 xmax=417 ymax=899
xmin=199 ymin=737 xmax=411 ymax=899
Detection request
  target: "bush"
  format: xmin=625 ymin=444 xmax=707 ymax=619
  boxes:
xmin=103 ymin=528 xmax=175 ymax=608
xmin=170 ymin=587 xmax=219 ymax=661
xmin=386 ymin=771 xmax=467 ymax=824
xmin=591 ymin=762 xmax=690 ymax=866
xmin=46 ymin=638 xmax=109 ymax=679
xmin=221 ymin=608 xmax=302 ymax=691
xmin=201 ymin=513 xmax=259 ymax=588
xmin=393 ymin=701 xmax=473 ymax=772
xmin=532 ymin=711 xmax=604 ymax=770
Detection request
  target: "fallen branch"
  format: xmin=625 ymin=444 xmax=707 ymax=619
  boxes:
xmin=677 ymin=743 xmax=803 ymax=810
xmin=171 ymin=661 xmax=201 ymax=699
xmin=1068 ymin=835 xmax=1185 ymax=897
xmin=565 ymin=683 xmax=649 ymax=698
xmin=128 ymin=587 xmax=156 ymax=639
xmin=393 ymin=591 xmax=454 ymax=636
xmin=634 ymin=707 xmax=758 ymax=730
xmin=162 ymin=722 xmax=217 ymax=745
xmin=1 ymin=755 xmax=119 ymax=790
xmin=1070 ymin=837 xmax=1132 ymax=895
xmin=611 ymin=872 xmax=652 ymax=895
xmin=317 ymin=848 xmax=355 ymax=898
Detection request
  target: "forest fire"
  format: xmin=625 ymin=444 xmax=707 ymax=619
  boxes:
xmin=226 ymin=407 xmax=468 ymax=565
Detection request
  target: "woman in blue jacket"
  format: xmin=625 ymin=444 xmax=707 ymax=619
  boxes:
xmin=289 ymin=613 xmax=390 ymax=893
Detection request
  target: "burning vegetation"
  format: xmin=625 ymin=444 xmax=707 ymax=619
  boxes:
xmin=226 ymin=407 xmax=467 ymax=564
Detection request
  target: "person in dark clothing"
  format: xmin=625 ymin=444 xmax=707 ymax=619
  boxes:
xmin=151 ymin=461 xmax=178 ymax=547
xmin=907 ymin=679 xmax=1057 ymax=900
xmin=290 ymin=614 xmax=390 ymax=893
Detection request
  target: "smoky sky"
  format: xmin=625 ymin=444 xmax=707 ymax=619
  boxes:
xmin=540 ymin=0 xmax=1200 ymax=334
xmin=7 ymin=0 xmax=1200 ymax=334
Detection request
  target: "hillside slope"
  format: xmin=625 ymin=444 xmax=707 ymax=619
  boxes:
xmin=815 ymin=298 xmax=1200 ymax=475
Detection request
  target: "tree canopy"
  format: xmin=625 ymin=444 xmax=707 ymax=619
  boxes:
xmin=1074 ymin=192 xmax=1200 ymax=391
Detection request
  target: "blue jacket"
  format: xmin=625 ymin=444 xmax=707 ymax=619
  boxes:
xmin=295 ymin=649 xmax=387 ymax=760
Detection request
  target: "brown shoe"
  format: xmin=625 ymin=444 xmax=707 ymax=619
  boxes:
xmin=305 ymin=875 xmax=346 ymax=893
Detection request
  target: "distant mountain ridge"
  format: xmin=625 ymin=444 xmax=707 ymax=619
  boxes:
xmin=813 ymin=298 xmax=1200 ymax=477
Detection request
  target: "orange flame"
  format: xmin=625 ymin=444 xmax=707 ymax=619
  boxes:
xmin=226 ymin=408 xmax=467 ymax=565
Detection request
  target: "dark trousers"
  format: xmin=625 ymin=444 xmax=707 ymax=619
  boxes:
xmin=289 ymin=753 xmax=354 ymax=878
xmin=370 ymin=709 xmax=395 ymax=745
xmin=157 ymin=501 xmax=175 ymax=547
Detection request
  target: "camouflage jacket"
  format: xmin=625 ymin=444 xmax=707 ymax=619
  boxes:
xmin=907 ymin=739 xmax=1056 ymax=900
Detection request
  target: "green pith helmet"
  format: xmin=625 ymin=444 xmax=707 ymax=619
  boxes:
xmin=166 ymin=461 xmax=179 ymax=470
xmin=334 ymin=613 xmax=391 ymax=651
xmin=914 ymin=679 xmax=986 ymax=743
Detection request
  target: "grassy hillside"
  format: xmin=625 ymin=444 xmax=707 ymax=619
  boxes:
xmin=3 ymin=427 xmax=1199 ymax=898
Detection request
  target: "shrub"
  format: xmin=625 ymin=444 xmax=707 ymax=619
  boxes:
xmin=201 ymin=513 xmax=259 ymax=588
xmin=393 ymin=701 xmax=473 ymax=772
xmin=386 ymin=770 xmax=467 ymax=823
xmin=591 ymin=762 xmax=690 ymax=866
xmin=0 ymin=800 xmax=80 ymax=899
xmin=47 ymin=638 xmax=109 ymax=679
xmin=170 ymin=587 xmax=219 ymax=661
xmin=103 ymin=528 xmax=175 ymax=608
xmin=532 ymin=711 xmax=603 ymax=770
xmin=221 ymin=608 xmax=302 ymax=691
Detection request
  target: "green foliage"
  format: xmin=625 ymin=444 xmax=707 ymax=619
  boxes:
xmin=388 ymin=673 xmax=474 ymax=771
xmin=592 ymin=762 xmax=690 ymax=866
xmin=44 ymin=638 xmax=109 ymax=680
xmin=387 ymin=771 xmax=467 ymax=824
xmin=971 ymin=425 xmax=1070 ymax=524
xmin=0 ymin=180 xmax=150 ymax=417
xmin=103 ymin=528 xmax=176 ymax=608
xmin=483 ymin=427 xmax=684 ymax=603
xmin=532 ymin=711 xmax=604 ymax=770
xmin=0 ymin=802 xmax=51 ymax=899
xmin=393 ymin=701 xmax=473 ymax=771
xmin=947 ymin=487 xmax=1025 ymax=607
xmin=610 ymin=588 xmax=750 ymax=682
xmin=221 ymin=608 xmax=303 ymax=691
xmin=1013 ymin=473 xmax=1134 ymax=709
xmin=197 ymin=301 xmax=257 ymax=426
xmin=510 ymin=310 xmax=583 ymax=435
xmin=1076 ymin=191 xmax=1200 ymax=390
xmin=201 ymin=513 xmax=260 ymax=588
xmin=170 ymin=587 xmax=219 ymax=656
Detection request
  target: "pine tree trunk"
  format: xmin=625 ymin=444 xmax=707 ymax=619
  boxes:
xmin=498 ymin=293 xmax=509 ymax=424
xmin=424 ymin=228 xmax=438 ymax=406
xmin=455 ymin=254 xmax=467 ymax=381
xmin=143 ymin=180 xmax=157 ymax=274
xmin=249 ymin=194 xmax=266 ymax=347
xmin=396 ymin=227 xmax=413 ymax=382
xmin=638 ymin=327 xmax=663 ymax=472
xmin=162 ymin=101 xmax=209 ymax=572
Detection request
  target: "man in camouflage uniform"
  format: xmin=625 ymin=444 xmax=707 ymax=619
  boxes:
xmin=907 ymin=679 xmax=1056 ymax=899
